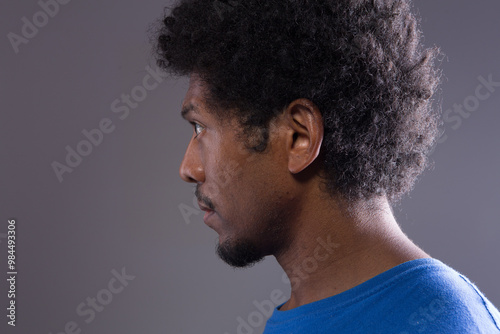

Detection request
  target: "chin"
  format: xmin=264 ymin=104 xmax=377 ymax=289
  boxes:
xmin=215 ymin=237 xmax=265 ymax=268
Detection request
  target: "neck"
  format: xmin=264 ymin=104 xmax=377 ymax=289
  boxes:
xmin=275 ymin=195 xmax=429 ymax=311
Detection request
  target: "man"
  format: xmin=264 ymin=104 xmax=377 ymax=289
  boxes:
xmin=154 ymin=0 xmax=500 ymax=332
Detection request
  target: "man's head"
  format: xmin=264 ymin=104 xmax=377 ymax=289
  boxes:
xmin=154 ymin=0 xmax=442 ymax=267
xmin=179 ymin=74 xmax=324 ymax=268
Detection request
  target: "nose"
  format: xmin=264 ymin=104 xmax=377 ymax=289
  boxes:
xmin=179 ymin=136 xmax=205 ymax=183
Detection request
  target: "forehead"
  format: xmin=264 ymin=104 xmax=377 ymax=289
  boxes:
xmin=184 ymin=74 xmax=206 ymax=100
xmin=181 ymin=75 xmax=206 ymax=115
xmin=181 ymin=74 xmax=237 ymax=127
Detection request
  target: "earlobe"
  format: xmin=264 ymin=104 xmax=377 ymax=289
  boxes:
xmin=285 ymin=99 xmax=324 ymax=174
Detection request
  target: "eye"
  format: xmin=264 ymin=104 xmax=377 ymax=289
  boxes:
xmin=192 ymin=122 xmax=205 ymax=137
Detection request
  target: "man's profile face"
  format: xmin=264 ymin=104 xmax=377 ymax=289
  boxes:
xmin=179 ymin=74 xmax=296 ymax=267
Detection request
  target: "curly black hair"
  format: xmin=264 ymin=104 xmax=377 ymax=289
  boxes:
xmin=154 ymin=0 xmax=442 ymax=203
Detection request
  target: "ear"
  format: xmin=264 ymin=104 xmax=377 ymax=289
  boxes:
xmin=283 ymin=98 xmax=324 ymax=174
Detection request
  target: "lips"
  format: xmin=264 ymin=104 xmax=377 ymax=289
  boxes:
xmin=197 ymin=201 xmax=213 ymax=213
xmin=203 ymin=210 xmax=215 ymax=224
xmin=197 ymin=201 xmax=215 ymax=224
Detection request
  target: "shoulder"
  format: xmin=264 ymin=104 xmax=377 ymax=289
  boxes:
xmin=264 ymin=259 xmax=500 ymax=334
xmin=386 ymin=258 xmax=500 ymax=333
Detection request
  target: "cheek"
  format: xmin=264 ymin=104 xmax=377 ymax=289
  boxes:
xmin=208 ymin=145 xmax=253 ymax=193
xmin=204 ymin=155 xmax=245 ymax=199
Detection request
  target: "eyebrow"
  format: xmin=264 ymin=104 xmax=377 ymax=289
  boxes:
xmin=181 ymin=103 xmax=199 ymax=120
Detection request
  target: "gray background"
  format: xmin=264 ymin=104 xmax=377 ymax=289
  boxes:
xmin=1 ymin=1 xmax=499 ymax=333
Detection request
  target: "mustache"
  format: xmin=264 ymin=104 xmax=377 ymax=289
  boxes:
xmin=195 ymin=185 xmax=215 ymax=211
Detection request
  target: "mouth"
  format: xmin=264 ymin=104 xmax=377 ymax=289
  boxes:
xmin=198 ymin=201 xmax=215 ymax=224
xmin=203 ymin=210 xmax=215 ymax=224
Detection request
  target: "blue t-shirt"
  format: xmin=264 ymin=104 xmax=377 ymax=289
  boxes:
xmin=263 ymin=258 xmax=500 ymax=333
